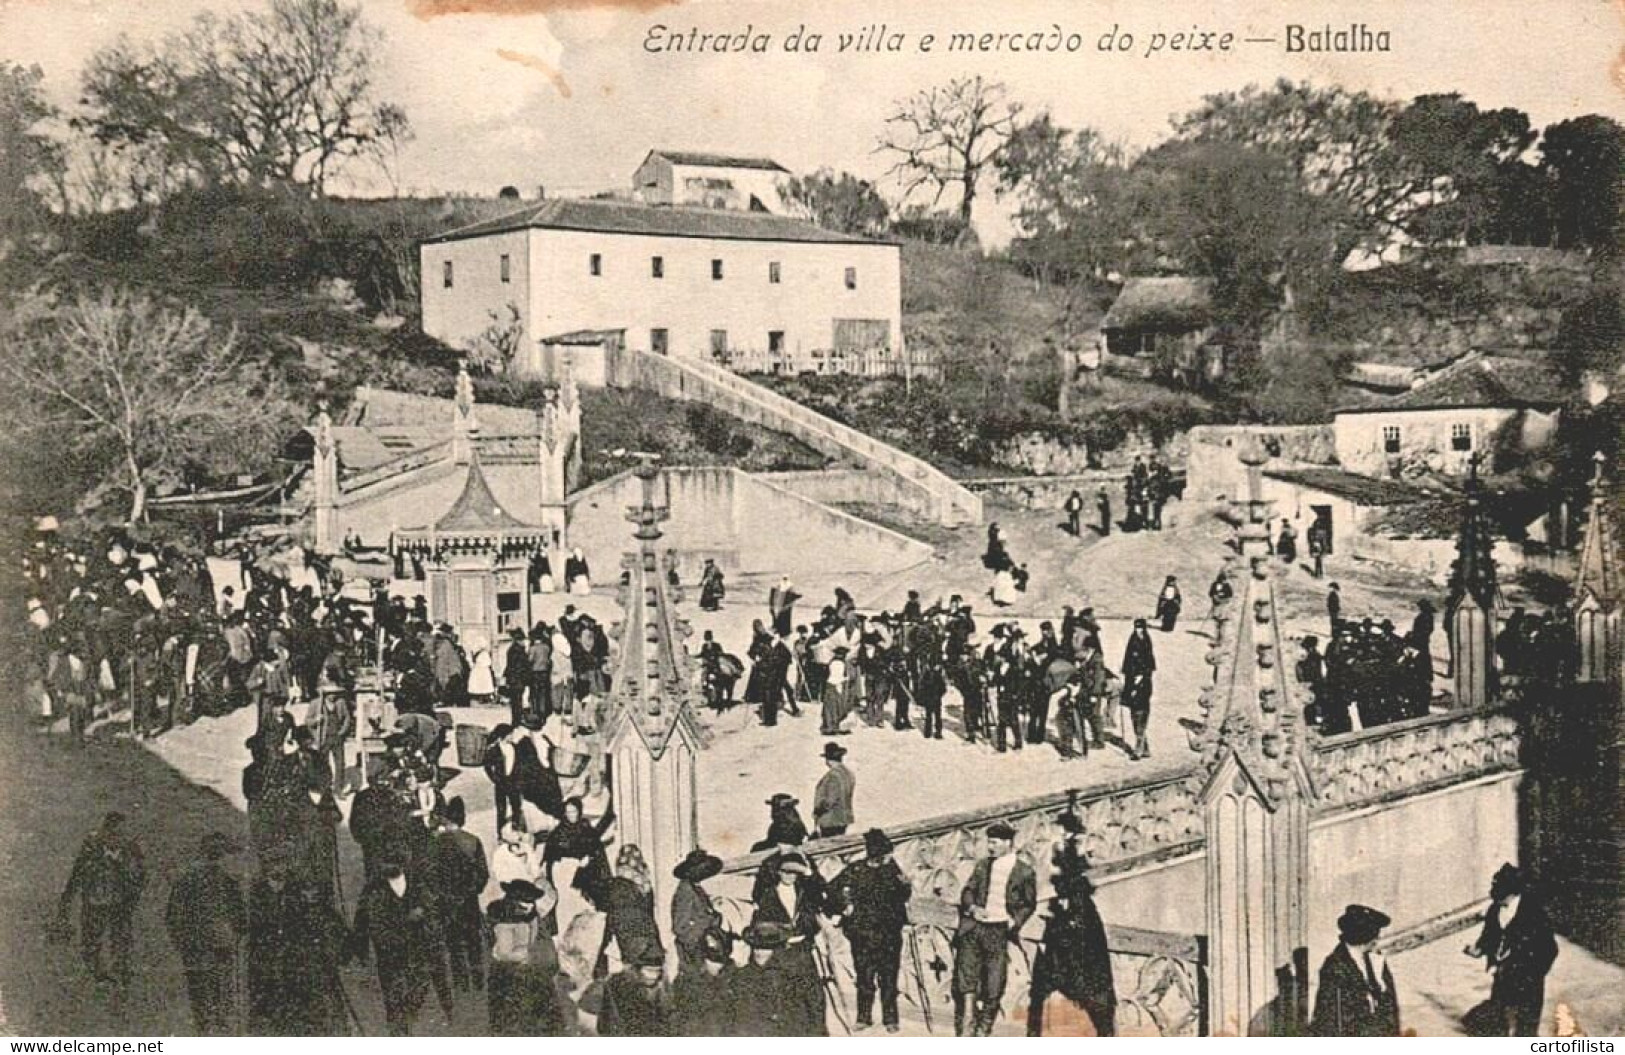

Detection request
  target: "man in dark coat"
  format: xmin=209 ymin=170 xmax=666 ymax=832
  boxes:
xmin=486 ymin=878 xmax=564 ymax=1036
xmin=1064 ymin=489 xmax=1085 ymax=536
xmin=597 ymin=944 xmax=673 ymax=1036
xmin=351 ymin=859 xmax=454 ymax=1036
xmin=165 ymin=832 xmax=246 ymax=1035
xmin=57 ymin=811 xmax=145 ymax=987
xmin=1327 ymin=582 xmax=1343 ymax=633
xmin=1027 ymin=815 xmax=1115 ymax=1036
xmin=812 ymin=742 xmax=856 ymax=838
xmin=1121 ymin=619 xmax=1156 ymax=760
xmin=526 ymin=627 xmax=553 ymax=724
xmin=1155 ymin=576 xmax=1183 ymax=632
xmin=729 ymin=922 xmax=803 ymax=1036
xmin=502 ymin=629 xmax=529 ymax=725
xmin=1311 ymin=904 xmax=1400 ymax=1037
xmin=671 ymin=929 xmax=737 ymax=1036
xmin=1096 ymin=486 xmax=1112 ymax=537
xmin=246 ymin=859 xmax=350 ymax=1036
xmin=428 ymin=797 xmax=489 ymax=993
xmin=953 ymin=822 xmax=1037 ymax=1036
xmin=1465 ymin=864 xmax=1559 ymax=1036
xmin=827 ymin=828 xmax=912 ymax=1031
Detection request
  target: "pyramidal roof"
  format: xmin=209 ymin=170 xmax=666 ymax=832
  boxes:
xmin=434 ymin=454 xmax=534 ymax=533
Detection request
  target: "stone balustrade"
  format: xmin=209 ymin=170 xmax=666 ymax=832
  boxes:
xmin=1309 ymin=706 xmax=1521 ymax=814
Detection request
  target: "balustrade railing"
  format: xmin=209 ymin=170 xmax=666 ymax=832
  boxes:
xmin=1309 ymin=706 xmax=1521 ymax=814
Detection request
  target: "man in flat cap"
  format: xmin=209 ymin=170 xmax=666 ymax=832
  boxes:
xmin=953 ymin=822 xmax=1037 ymax=1036
xmin=1311 ymin=903 xmax=1400 ymax=1036
xmin=827 ymin=828 xmax=913 ymax=1032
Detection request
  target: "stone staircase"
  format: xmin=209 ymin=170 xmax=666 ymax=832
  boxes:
xmin=601 ymin=347 xmax=983 ymax=527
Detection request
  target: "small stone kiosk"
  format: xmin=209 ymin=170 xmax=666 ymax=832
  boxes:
xmin=391 ymin=452 xmax=553 ymax=658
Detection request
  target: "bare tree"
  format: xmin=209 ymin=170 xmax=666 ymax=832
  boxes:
xmin=472 ymin=303 xmax=525 ymax=374
xmin=877 ymin=76 xmax=1022 ymax=237
xmin=1 ymin=288 xmax=296 ymax=522
xmin=78 ymin=0 xmax=408 ymax=196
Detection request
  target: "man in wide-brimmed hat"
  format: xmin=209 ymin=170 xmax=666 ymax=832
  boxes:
xmin=486 ymin=878 xmax=562 ymax=1035
xmin=1027 ymin=816 xmax=1115 ymax=1036
xmin=597 ymin=941 xmax=670 ymax=1036
xmin=1311 ymin=903 xmax=1400 ymax=1036
xmin=670 ymin=849 xmax=725 ymax=976
xmin=732 ymin=922 xmax=801 ymax=1035
xmin=828 ymin=828 xmax=912 ymax=1031
xmin=672 ymin=926 xmax=737 ymax=1035
xmin=812 ymin=741 xmax=856 ymax=838
xmin=1465 ymin=864 xmax=1558 ymax=1036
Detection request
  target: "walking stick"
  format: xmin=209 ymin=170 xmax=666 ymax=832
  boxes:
xmin=811 ymin=938 xmax=853 ymax=1035
xmin=906 ymin=926 xmax=935 ymax=1034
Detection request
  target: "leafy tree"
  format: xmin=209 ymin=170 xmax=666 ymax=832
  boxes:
xmin=1389 ymin=93 xmax=1536 ymax=245
xmin=779 ymin=168 xmax=891 ymax=236
xmin=877 ymin=75 xmax=1021 ymax=235
xmin=0 ymin=62 xmax=64 ymax=254
xmin=77 ymin=0 xmax=409 ymax=196
xmin=996 ymin=114 xmax=1137 ymax=283
xmin=1539 ymin=115 xmax=1625 ymax=252
xmin=0 ymin=288 xmax=296 ymax=523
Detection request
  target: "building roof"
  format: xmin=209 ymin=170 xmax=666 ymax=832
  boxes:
xmin=1338 ymin=352 xmax=1570 ymax=414
xmin=1101 ymin=277 xmax=1213 ymax=332
xmin=433 ymin=455 xmax=535 ymax=532
xmin=422 ymin=196 xmax=891 ymax=247
xmin=646 ymin=149 xmax=788 ymax=172
xmin=540 ymin=329 xmax=626 ymax=346
xmin=1264 ymin=467 xmax=1438 ymax=506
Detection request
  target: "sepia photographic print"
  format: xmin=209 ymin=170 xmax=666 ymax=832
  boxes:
xmin=1 ymin=0 xmax=1622 ymax=1040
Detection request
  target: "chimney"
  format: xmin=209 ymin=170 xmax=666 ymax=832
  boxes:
xmin=536 ymin=183 xmax=547 ymax=201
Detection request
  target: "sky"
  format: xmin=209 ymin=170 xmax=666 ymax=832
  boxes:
xmin=2 ymin=0 xmax=1621 ymax=245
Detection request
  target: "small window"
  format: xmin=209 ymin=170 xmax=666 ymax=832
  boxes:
xmin=711 ymin=259 xmax=724 ymax=281
xmin=442 ymin=260 xmax=454 ymax=288
xmin=500 ymin=253 xmax=511 ymax=284
xmin=768 ymin=331 xmax=785 ymax=354
xmin=1382 ymin=425 xmax=1401 ymax=453
xmin=650 ymin=329 xmax=669 ymax=356
xmin=1451 ymin=423 xmax=1472 ymax=451
xmin=769 ymin=261 xmax=781 ymax=284
xmin=844 ymin=266 xmax=857 ymax=290
xmin=709 ymin=330 xmax=729 ymax=356
xmin=651 ymin=256 xmax=664 ymax=279
xmin=589 ymin=253 xmax=602 ymax=277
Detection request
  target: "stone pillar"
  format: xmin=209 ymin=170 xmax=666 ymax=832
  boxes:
xmin=1446 ymin=455 xmax=1499 ymax=707
xmin=312 ymin=402 xmax=339 ymax=554
xmin=1450 ymin=593 xmax=1495 ymax=709
xmin=536 ymin=387 xmax=569 ymax=550
xmin=1575 ymin=452 xmax=1620 ymax=686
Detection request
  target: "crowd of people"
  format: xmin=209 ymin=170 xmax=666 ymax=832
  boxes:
xmin=697 ymin=580 xmax=1168 ymax=762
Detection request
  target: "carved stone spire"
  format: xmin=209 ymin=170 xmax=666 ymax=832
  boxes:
xmin=604 ymin=454 xmax=700 ymax=934
xmin=1447 ymin=453 xmax=1499 ymax=613
xmin=1446 ymin=454 xmax=1499 ymax=707
xmin=312 ymin=399 xmax=339 ymax=553
xmin=451 ymin=358 xmax=479 ymax=464
xmin=1190 ymin=440 xmax=1313 ymax=1036
xmin=1575 ymin=451 xmax=1622 ymax=685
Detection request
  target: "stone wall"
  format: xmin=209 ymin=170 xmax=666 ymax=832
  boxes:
xmin=1186 ymin=425 xmax=1338 ymax=503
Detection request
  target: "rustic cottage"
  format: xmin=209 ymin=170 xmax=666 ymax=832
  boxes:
xmin=1099 ymin=276 xmax=1218 ymax=382
xmin=1333 ymin=351 xmax=1569 ymax=479
xmin=632 ymin=149 xmax=788 ymax=213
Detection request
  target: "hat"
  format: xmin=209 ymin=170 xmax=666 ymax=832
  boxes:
xmin=1133 ymin=618 xmax=1148 ymax=629
xmin=743 ymin=921 xmax=789 ymax=950
xmin=1490 ymin=863 xmax=1525 ymax=899
xmin=766 ymin=793 xmax=799 ymax=809
xmin=700 ymin=928 xmax=734 ymax=964
xmin=501 ymin=879 xmax=547 ymax=903
xmin=511 ymin=628 xmax=526 ymax=641
xmin=1337 ymin=904 xmax=1391 ymax=944
xmin=1301 ymin=635 xmax=1320 ymax=648
xmin=987 ymin=822 xmax=1017 ymax=841
xmin=776 ymin=854 xmax=813 ymax=876
xmin=863 ymin=828 xmax=894 ymax=859
xmin=521 ymin=713 xmax=544 ymax=731
xmin=441 ymin=797 xmax=466 ymax=826
xmin=673 ymin=849 xmax=724 ymax=883
xmin=822 ymin=742 xmax=847 ymax=761
xmin=1056 ymin=812 xmax=1085 ymax=836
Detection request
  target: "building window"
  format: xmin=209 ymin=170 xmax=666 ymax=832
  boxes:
xmin=500 ymin=254 xmax=510 ymax=283
xmin=709 ymin=330 xmax=729 ymax=358
xmin=712 ymin=259 xmax=724 ymax=281
xmin=769 ymin=261 xmax=781 ymax=284
xmin=651 ymin=256 xmax=664 ymax=279
xmin=442 ymin=260 xmax=454 ymax=288
xmin=844 ymin=266 xmax=857 ymax=290
xmin=768 ymin=331 xmax=785 ymax=354
xmin=650 ymin=329 xmax=669 ymax=356
xmin=1382 ymin=425 xmax=1401 ymax=453
xmin=1451 ymin=423 xmax=1472 ymax=451
xmin=589 ymin=253 xmax=602 ymax=277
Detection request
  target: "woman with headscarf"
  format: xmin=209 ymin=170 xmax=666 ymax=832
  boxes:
xmin=565 ymin=548 xmax=591 ymax=595
xmin=597 ymin=845 xmax=662 ymax=978
xmin=544 ymin=797 xmax=613 ymax=908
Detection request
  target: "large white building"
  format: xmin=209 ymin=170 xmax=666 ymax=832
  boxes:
xmin=419 ymin=194 xmax=904 ymax=371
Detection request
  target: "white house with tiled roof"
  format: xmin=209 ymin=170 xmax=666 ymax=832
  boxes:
xmin=632 ymin=149 xmax=789 ymax=212
xmin=419 ymin=191 xmax=903 ymax=372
